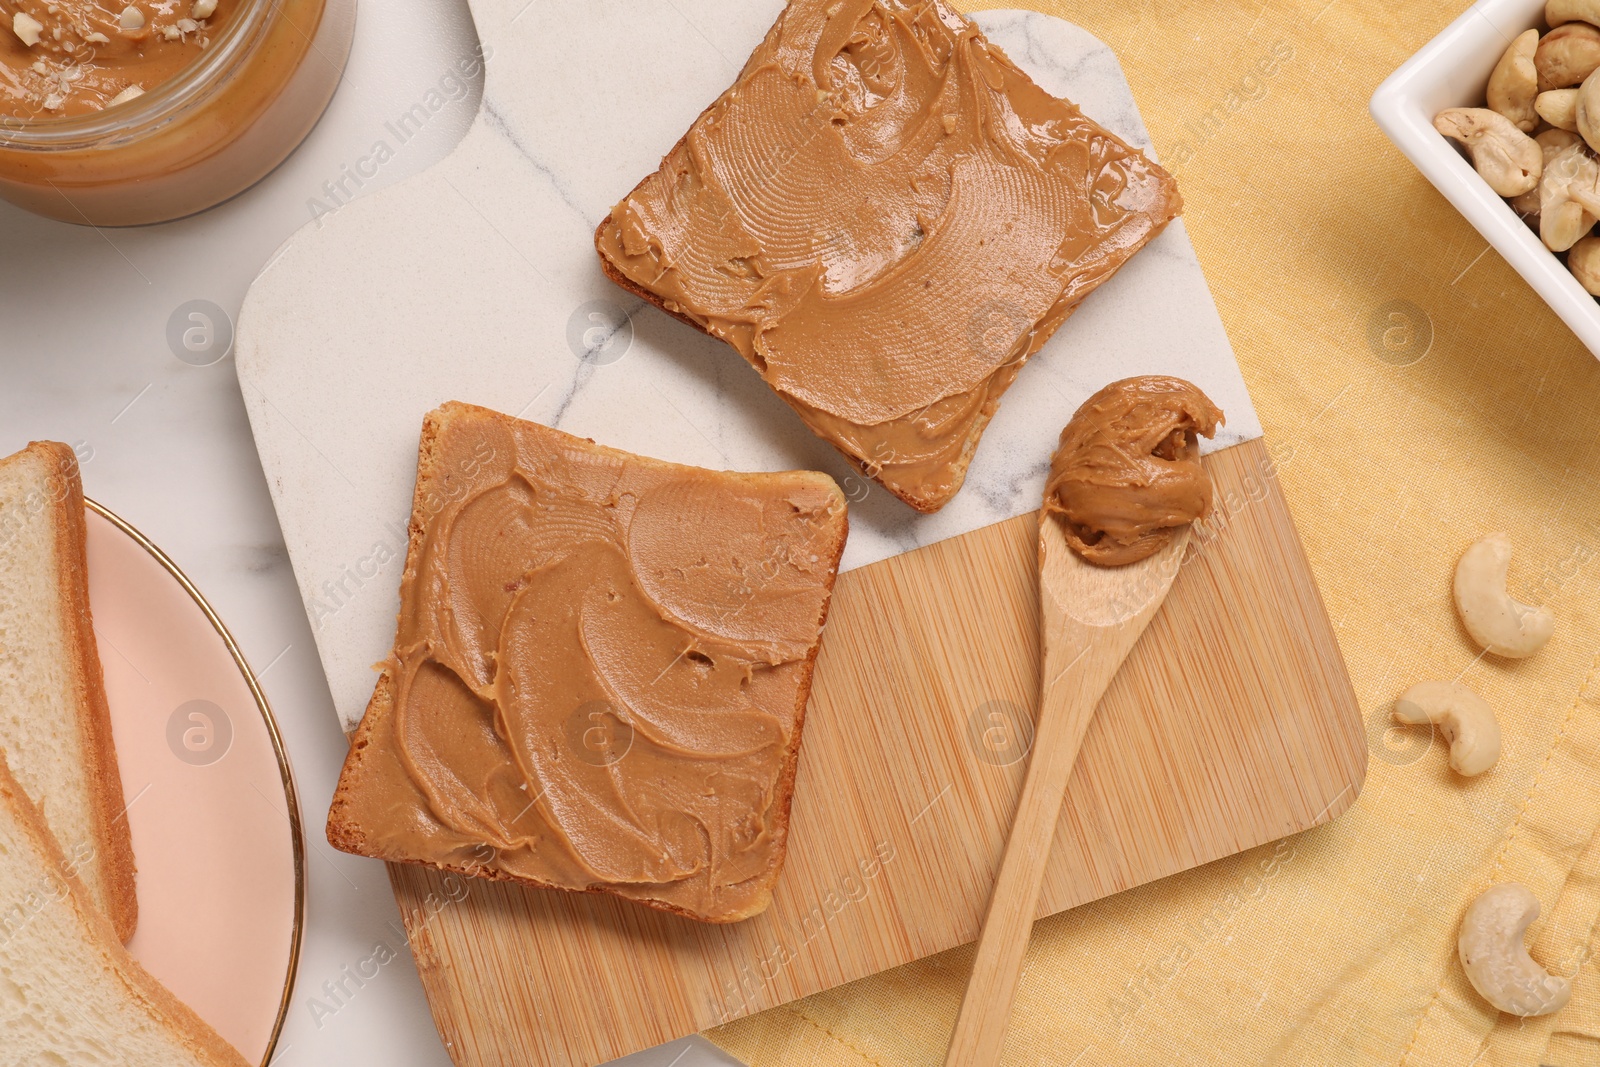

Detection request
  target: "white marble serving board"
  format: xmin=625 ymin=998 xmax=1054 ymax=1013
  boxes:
xmin=236 ymin=0 xmax=1262 ymax=731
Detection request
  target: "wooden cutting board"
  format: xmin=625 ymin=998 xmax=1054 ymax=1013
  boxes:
xmin=387 ymin=438 xmax=1365 ymax=1067
xmin=232 ymin=2 xmax=1364 ymax=1062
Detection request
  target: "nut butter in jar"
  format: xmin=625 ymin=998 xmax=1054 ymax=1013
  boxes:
xmin=0 ymin=0 xmax=355 ymax=225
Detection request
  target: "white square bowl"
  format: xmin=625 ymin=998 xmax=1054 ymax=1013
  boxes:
xmin=1371 ymin=0 xmax=1600 ymax=358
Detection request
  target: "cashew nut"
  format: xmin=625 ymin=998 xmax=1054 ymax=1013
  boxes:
xmin=1539 ymin=127 xmax=1585 ymax=154
xmin=1541 ymin=142 xmax=1600 ymax=249
xmin=1573 ymin=182 xmax=1600 ymax=217
xmin=1548 ymin=0 xmax=1600 ymax=30
xmin=1512 ymin=130 xmax=1585 ymax=216
xmin=1538 ymin=22 xmax=1600 ymax=91
xmin=1459 ymin=883 xmax=1572 ymax=1017
xmin=1570 ymin=233 xmax=1600 ymax=293
xmin=1454 ymin=533 xmax=1555 ymax=658
xmin=1435 ymin=108 xmax=1543 ymax=196
xmin=1393 ymin=681 xmax=1502 ymax=776
xmin=1538 ymin=88 xmax=1581 ymax=130
xmin=1575 ymin=66 xmax=1600 ymax=151
xmin=1491 ymin=29 xmax=1542 ymax=131
xmin=1511 ymin=185 xmax=1542 ymax=218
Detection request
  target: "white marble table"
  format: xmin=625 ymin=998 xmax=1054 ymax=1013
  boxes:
xmin=0 ymin=0 xmax=735 ymax=1063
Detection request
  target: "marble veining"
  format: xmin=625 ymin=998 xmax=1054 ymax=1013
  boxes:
xmin=236 ymin=1 xmax=1262 ymax=728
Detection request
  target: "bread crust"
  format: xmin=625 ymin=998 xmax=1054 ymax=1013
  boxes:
xmin=18 ymin=441 xmax=139 ymax=942
xmin=0 ymin=744 xmax=249 ymax=1067
xmin=326 ymin=402 xmax=846 ymax=923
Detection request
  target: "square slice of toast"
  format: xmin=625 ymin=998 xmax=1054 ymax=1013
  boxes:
xmin=0 ymin=743 xmax=248 ymax=1066
xmin=595 ymin=0 xmax=1181 ymax=512
xmin=0 ymin=442 xmax=137 ymax=941
xmin=327 ymin=403 xmax=847 ymax=923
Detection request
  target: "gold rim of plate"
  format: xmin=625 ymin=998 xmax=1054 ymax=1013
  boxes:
xmin=85 ymin=497 xmax=306 ymax=1067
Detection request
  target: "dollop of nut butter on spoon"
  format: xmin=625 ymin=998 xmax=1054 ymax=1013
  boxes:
xmin=945 ymin=376 xmax=1222 ymax=1067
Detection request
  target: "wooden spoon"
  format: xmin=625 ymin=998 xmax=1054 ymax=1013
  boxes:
xmin=943 ymin=514 xmax=1192 ymax=1067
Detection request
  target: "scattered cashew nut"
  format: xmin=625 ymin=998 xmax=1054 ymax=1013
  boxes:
xmin=1459 ymin=883 xmax=1572 ymax=1017
xmin=1541 ymin=142 xmax=1600 ymax=249
xmin=1538 ymin=87 xmax=1581 ymax=129
xmin=1435 ymin=108 xmax=1543 ymax=196
xmin=1393 ymin=681 xmax=1502 ymax=776
xmin=1491 ymin=29 xmax=1543 ymax=131
xmin=1547 ymin=0 xmax=1600 ymax=30
xmin=1454 ymin=533 xmax=1555 ymax=657
xmin=1538 ymin=22 xmax=1600 ymax=90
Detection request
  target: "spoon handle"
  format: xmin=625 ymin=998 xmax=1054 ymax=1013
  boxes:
xmin=943 ymin=522 xmax=1188 ymax=1066
xmin=942 ymin=667 xmax=1103 ymax=1066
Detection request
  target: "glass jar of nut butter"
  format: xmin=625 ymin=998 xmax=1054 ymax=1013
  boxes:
xmin=0 ymin=0 xmax=354 ymax=225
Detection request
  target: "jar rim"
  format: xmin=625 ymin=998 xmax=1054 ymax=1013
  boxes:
xmin=0 ymin=0 xmax=273 ymax=148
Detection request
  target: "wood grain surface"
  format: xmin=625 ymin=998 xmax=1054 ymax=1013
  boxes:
xmin=386 ymin=438 xmax=1366 ymax=1067
xmin=944 ymin=522 xmax=1191 ymax=1066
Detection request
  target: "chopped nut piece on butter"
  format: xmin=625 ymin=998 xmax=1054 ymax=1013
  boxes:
xmin=175 ymin=17 xmax=196 ymax=31
xmin=42 ymin=92 xmax=63 ymax=109
xmin=161 ymin=24 xmax=178 ymax=38
xmin=118 ymin=5 xmax=144 ymax=30
xmin=85 ymin=31 xmax=109 ymax=42
xmin=191 ymin=0 xmax=216 ymax=19
xmin=107 ymin=85 xmax=144 ymax=106
xmin=12 ymin=12 xmax=43 ymax=46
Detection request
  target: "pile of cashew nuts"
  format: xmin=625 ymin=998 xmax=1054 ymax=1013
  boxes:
xmin=1387 ymin=534 xmax=1563 ymax=1017
xmin=1435 ymin=0 xmax=1600 ymax=293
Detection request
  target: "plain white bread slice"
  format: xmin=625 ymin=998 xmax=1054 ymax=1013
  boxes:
xmin=0 ymin=744 xmax=251 ymax=1067
xmin=0 ymin=443 xmax=137 ymax=941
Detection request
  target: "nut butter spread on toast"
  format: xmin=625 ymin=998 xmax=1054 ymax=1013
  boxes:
xmin=596 ymin=0 xmax=1181 ymax=512
xmin=327 ymin=403 xmax=848 ymax=923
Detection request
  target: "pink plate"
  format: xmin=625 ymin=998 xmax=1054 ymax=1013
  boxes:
xmin=84 ymin=500 xmax=303 ymax=1066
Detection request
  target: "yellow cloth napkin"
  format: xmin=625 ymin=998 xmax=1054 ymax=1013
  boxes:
xmin=706 ymin=1 xmax=1600 ymax=1063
